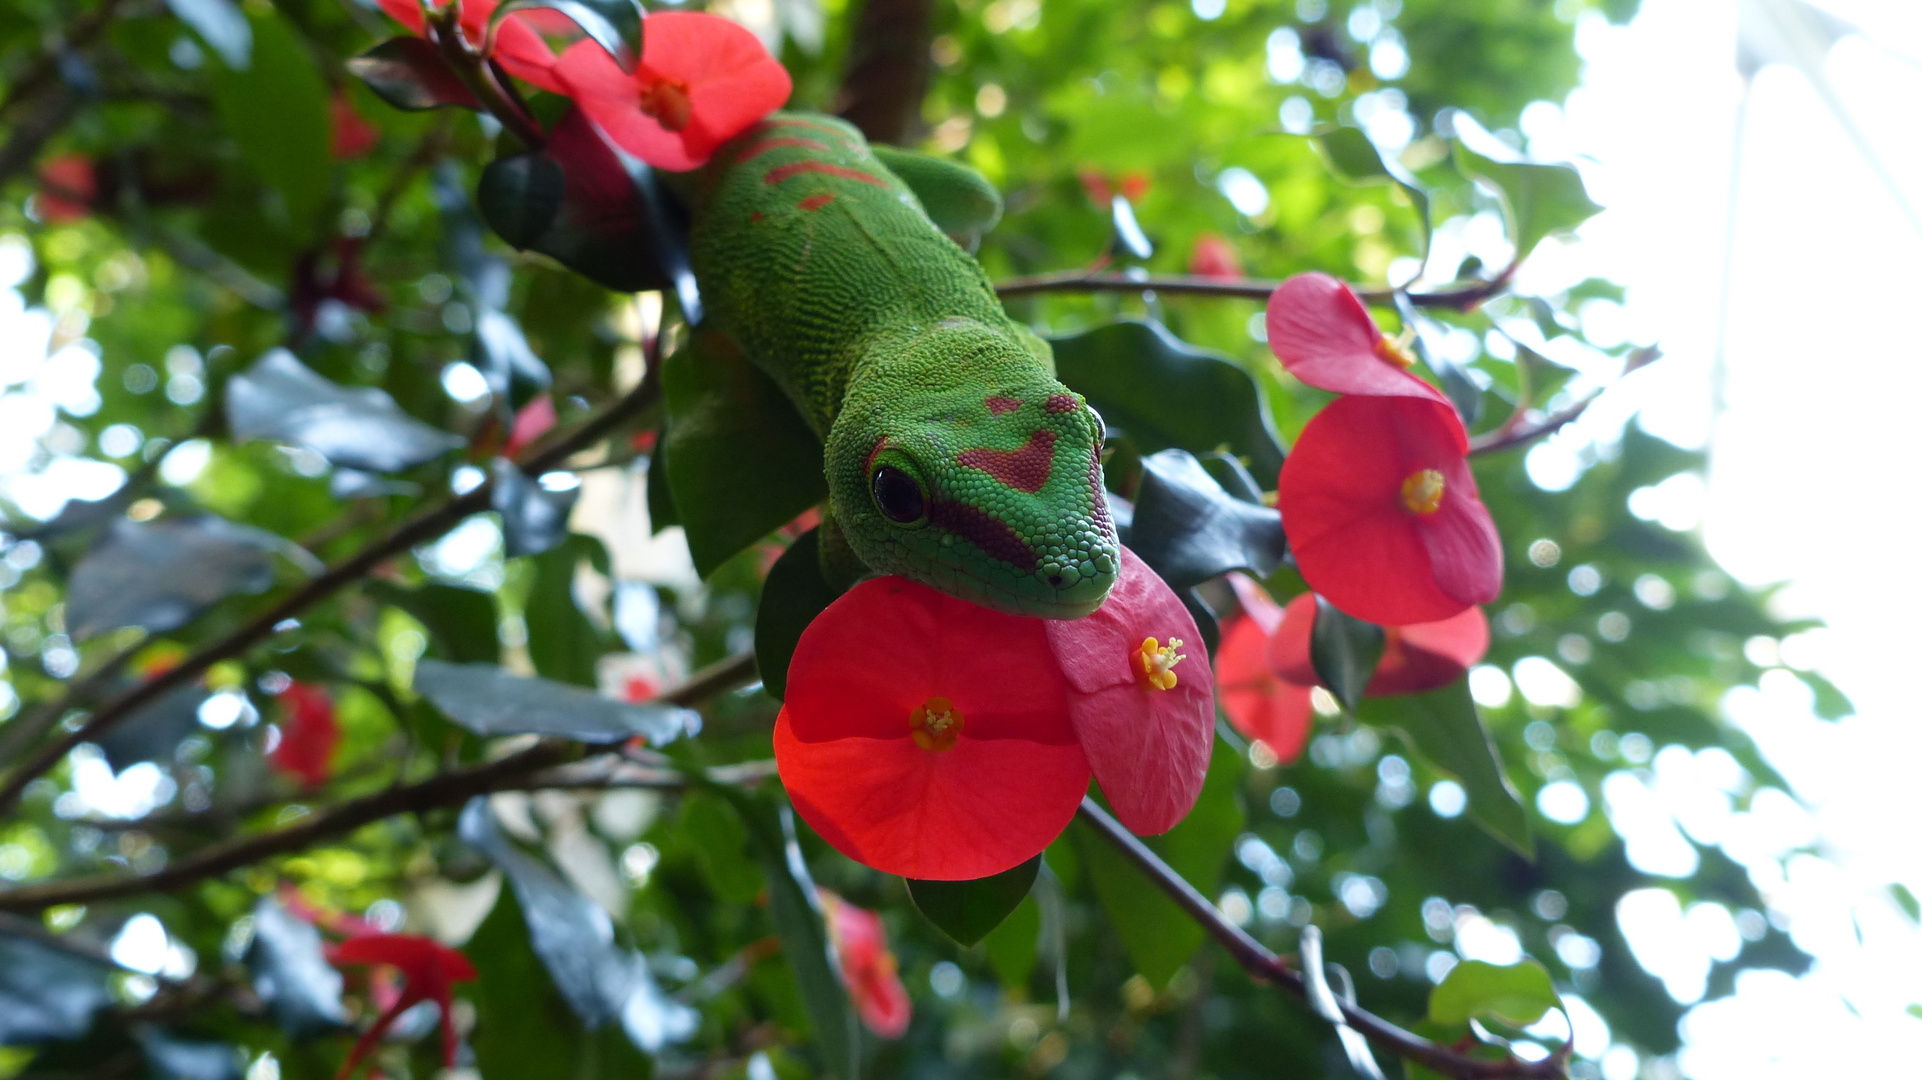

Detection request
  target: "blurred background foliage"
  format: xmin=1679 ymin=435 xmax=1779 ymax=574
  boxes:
xmin=0 ymin=1 xmax=1853 ymax=1079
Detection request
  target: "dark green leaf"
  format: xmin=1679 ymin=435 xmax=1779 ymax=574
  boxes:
xmin=365 ymin=580 xmax=501 ymax=665
xmin=245 ymin=898 xmax=348 ymax=1038
xmin=1428 ymin=959 xmax=1561 ymax=1027
xmin=67 ymin=517 xmax=310 ymax=640
xmin=1050 ymin=319 xmax=1286 ymax=480
xmin=526 ymin=533 xmax=612 ymax=686
xmin=210 ymin=10 xmax=332 ymax=231
xmin=1127 ymin=449 xmax=1286 ymax=591
xmin=1454 ymin=145 xmax=1602 ymax=266
xmin=1310 ymin=125 xmax=1432 ymax=251
xmin=416 ymin=660 xmax=698 ymax=745
xmin=678 ymin=791 xmax=763 ymax=905
xmin=0 ymin=930 xmax=113 ymax=1044
xmin=492 ymin=459 xmax=580 ymax=559
xmin=662 ymin=329 xmax=826 ymax=577
xmin=907 ymin=855 xmax=1041 ymax=947
xmin=1358 ymin=680 xmax=1533 ymax=856
xmin=981 ymin=896 xmax=1041 ymax=989
xmin=1308 ymin=596 xmax=1385 ymax=711
xmin=1514 ymin=339 xmax=1577 ymax=410
xmin=498 ymin=0 xmax=643 ymax=69
xmin=754 ymin=529 xmax=840 ymax=702
xmin=164 ymin=0 xmax=251 ymax=68
xmin=477 ymin=152 xmax=564 ymax=251
xmin=226 ymin=349 xmax=463 ymax=473
xmin=346 ymin=36 xmax=481 ymax=112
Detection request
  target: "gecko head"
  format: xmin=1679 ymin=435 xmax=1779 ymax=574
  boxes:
xmin=826 ymin=327 xmax=1120 ymax=619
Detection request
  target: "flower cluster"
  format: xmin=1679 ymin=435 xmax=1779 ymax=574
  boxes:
xmin=775 ymin=546 xmax=1215 ymax=881
xmin=1215 ymin=576 xmax=1488 ymax=761
xmin=818 ymin=890 xmax=912 ymax=1038
xmin=267 ymin=681 xmax=341 ymax=788
xmin=1266 ymin=273 xmax=1504 ymax=626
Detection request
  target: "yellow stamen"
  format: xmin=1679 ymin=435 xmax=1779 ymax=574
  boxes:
xmin=1132 ymin=637 xmax=1186 ymax=691
xmin=910 ymin=696 xmax=964 ymax=752
xmin=1374 ymin=331 xmax=1418 ymax=370
xmin=637 ymin=79 xmax=694 ymax=132
xmin=1400 ymin=469 xmax=1445 ymax=515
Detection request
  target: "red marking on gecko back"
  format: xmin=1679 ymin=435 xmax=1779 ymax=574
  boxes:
xmin=750 ymin=211 xmax=764 ymax=222
xmin=737 ymin=136 xmax=831 ymax=162
xmin=1045 ymin=394 xmax=1080 ymax=414
xmin=798 ymin=192 xmax=836 ymax=211
xmin=764 ymin=161 xmax=888 ymax=188
xmin=957 ymin=430 xmax=1057 ymax=494
xmin=985 ymin=395 xmax=1022 ymax=416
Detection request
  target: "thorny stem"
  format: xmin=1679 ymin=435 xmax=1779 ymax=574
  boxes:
xmin=428 ymin=2 xmax=546 ymax=149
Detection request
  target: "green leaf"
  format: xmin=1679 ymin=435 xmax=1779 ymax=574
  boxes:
xmin=165 ymin=0 xmax=251 ymax=68
xmin=498 ymin=0 xmax=643 ymax=69
xmin=662 ymin=329 xmax=827 ymax=577
xmin=366 ymin=580 xmax=500 ymax=665
xmin=525 ymin=533 xmax=612 ymax=687
xmin=754 ymin=528 xmax=840 ymax=702
xmin=906 ymin=855 xmax=1040 ymax=947
xmin=1453 ymin=145 xmax=1602 ymax=266
xmin=346 ymin=36 xmax=481 ymax=112
xmin=1126 ymin=449 xmax=1286 ymax=591
xmin=1079 ymin=738 xmax=1243 ymax=987
xmin=870 ymin=146 xmax=1002 ymax=249
xmin=982 ymin=896 xmax=1041 ymax=989
xmin=1310 ymin=125 xmax=1432 ymax=251
xmin=1359 ymin=680 xmax=1533 ymax=856
xmin=1049 ymin=319 xmax=1287 ymax=481
xmin=711 ymin=787 xmax=859 ymax=1080
xmin=1308 ymin=596 xmax=1385 ymax=711
xmin=1428 ymin=959 xmax=1561 ymax=1028
xmin=209 ymin=9 xmax=332 ymax=235
xmin=678 ymin=791 xmax=763 ymax=905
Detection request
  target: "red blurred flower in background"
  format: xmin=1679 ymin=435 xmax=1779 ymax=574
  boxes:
xmin=502 ymin=393 xmax=557 ymax=458
xmin=1188 ymin=232 xmax=1244 ymax=280
xmin=556 ymin=12 xmax=791 ymax=171
xmin=1042 ymin=546 xmax=1215 ymax=836
xmin=377 ymin=0 xmax=565 ymax=93
xmin=1266 ymin=272 xmax=1448 ymax=404
xmin=1278 ymin=394 xmax=1501 ymax=626
xmin=268 ymin=682 xmax=342 ymax=788
xmin=326 ymin=933 xmax=476 ymax=1080
xmin=818 ymin=890 xmax=911 ymax=1038
xmin=330 ymin=92 xmax=380 ymax=160
xmin=37 ymin=155 xmax=95 ymax=223
xmin=1214 ymin=576 xmax=1314 ymax=764
xmin=1265 ymin=591 xmax=1489 ymax=697
xmin=775 ymin=577 xmax=1090 ymax=881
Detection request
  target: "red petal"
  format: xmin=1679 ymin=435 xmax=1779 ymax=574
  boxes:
xmin=1044 ymin=547 xmax=1214 ymax=836
xmin=556 ymin=41 xmax=700 ymax=171
xmin=1216 ymin=616 xmax=1316 ymax=763
xmin=1278 ymin=395 xmax=1481 ymax=625
xmin=1262 ymin=592 xmax=1321 ymax=687
xmin=785 ymin=576 xmax=1074 ymax=744
xmin=1225 ymin=572 xmax=1283 ymax=635
xmin=1265 ymin=273 xmax=1450 ymax=403
xmin=645 ymin=14 xmax=791 ymax=162
xmin=776 ymin=710 xmax=1090 ymax=880
xmin=377 ymin=0 xmax=427 ymax=34
xmin=1418 ymin=455 xmax=1504 ymax=607
xmin=1367 ymin=605 xmax=1489 ymax=696
xmin=493 ymin=16 xmax=565 ymax=93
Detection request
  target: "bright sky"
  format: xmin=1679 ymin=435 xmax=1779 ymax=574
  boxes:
xmin=1522 ymin=0 xmax=1922 ymax=1075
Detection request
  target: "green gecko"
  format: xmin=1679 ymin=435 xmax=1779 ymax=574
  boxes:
xmin=683 ymin=112 xmax=1119 ymax=619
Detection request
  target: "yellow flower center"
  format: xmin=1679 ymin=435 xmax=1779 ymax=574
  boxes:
xmin=1374 ymin=331 xmax=1418 ymax=370
xmin=636 ymin=79 xmax=693 ymax=132
xmin=910 ymin=696 xmax=964 ymax=752
xmin=1132 ymin=637 xmax=1186 ymax=691
xmin=1400 ymin=469 xmax=1446 ymax=515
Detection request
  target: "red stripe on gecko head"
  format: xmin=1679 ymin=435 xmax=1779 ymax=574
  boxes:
xmin=985 ymin=395 xmax=1022 ymax=416
xmin=737 ymin=136 xmax=831 ymax=163
xmin=1044 ymin=394 xmax=1080 ymax=414
xmin=928 ymin=501 xmax=1037 ymax=570
xmin=798 ymin=192 xmax=836 ymax=211
xmin=957 ymin=430 xmax=1057 ymax=494
xmin=764 ymin=161 xmax=888 ymax=188
xmin=864 ymin=435 xmax=889 ymax=474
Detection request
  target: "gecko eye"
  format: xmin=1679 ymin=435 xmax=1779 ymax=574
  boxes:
xmin=1088 ymin=405 xmax=1107 ymax=444
xmin=872 ymin=465 xmax=926 ymax=523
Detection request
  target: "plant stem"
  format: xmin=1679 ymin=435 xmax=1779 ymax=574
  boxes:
xmin=993 ymin=270 xmax=1512 ymax=311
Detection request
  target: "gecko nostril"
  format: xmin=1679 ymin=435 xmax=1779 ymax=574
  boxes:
xmin=1047 ymin=574 xmax=1064 ymax=587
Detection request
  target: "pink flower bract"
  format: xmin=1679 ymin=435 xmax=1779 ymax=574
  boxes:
xmin=819 ymin=890 xmax=912 ymax=1038
xmin=377 ymin=0 xmax=564 ymax=93
xmin=1266 ymin=272 xmax=1449 ymax=404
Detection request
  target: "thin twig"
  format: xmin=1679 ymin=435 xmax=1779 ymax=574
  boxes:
xmin=992 ymin=270 xmax=1510 ymax=311
xmin=1468 ymin=346 xmax=1660 ymax=457
xmin=1075 ymin=798 xmax=1564 ymax=1080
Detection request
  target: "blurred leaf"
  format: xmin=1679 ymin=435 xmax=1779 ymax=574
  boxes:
xmin=139 ymin=1034 xmax=244 ymax=1080
xmin=498 ymin=0 xmax=643 ymax=68
xmin=492 ymin=460 xmax=580 ymax=559
xmin=1110 ymin=195 xmax=1152 ymax=259
xmin=1196 ymin=451 xmax=1265 ymax=504
xmin=1050 ymin=319 xmax=1286 ymax=480
xmin=1514 ymin=339 xmax=1577 ymax=410
xmin=1428 ymin=959 xmax=1561 ymax=1027
xmin=1310 ymin=125 xmax=1431 ymax=251
xmin=1892 ymin=883 xmax=1920 ymax=925
xmin=0 ymin=931 xmax=113 ymax=1044
xmin=981 ymin=896 xmax=1041 ymax=989
xmin=662 ymin=330 xmax=826 ymax=578
xmin=526 ymin=533 xmax=612 ymax=687
xmin=1359 ymin=680 xmax=1533 ymax=856
xmin=346 ymin=37 xmax=480 ymax=112
xmin=1127 ymin=449 xmax=1286 ymax=591
xmin=712 ymin=787 xmax=859 ymax=1079
xmin=870 ymin=146 xmax=1002 ymax=249
xmin=1080 ymin=738 xmax=1242 ymax=987
xmin=679 ymin=791 xmax=763 ymax=905
xmin=67 ymin=517 xmax=311 ymax=640
xmin=96 ymin=682 xmax=208 ymax=772
xmin=415 ymin=660 xmax=698 ymax=745
xmin=1454 ymin=145 xmax=1602 ymax=267
xmin=210 ymin=10 xmax=331 ymax=232
xmin=460 ymin=799 xmax=698 ymax=1048
xmin=365 ymin=581 xmax=501 ymax=665
xmin=907 ymin=855 xmax=1040 ymax=947
xmin=227 ymin=350 xmax=463 ymax=473
xmin=245 ymin=898 xmax=349 ymax=1039
xmin=164 ymin=0 xmax=251 ymax=68
xmin=753 ymin=529 xmax=839 ymax=702
xmin=1309 ymin=596 xmax=1385 ymax=712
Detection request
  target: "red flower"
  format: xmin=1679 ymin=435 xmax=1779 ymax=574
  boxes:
xmin=1042 ymin=546 xmax=1215 ymax=836
xmin=1266 ymin=272 xmax=1448 ymax=404
xmin=774 ymin=577 xmax=1090 ymax=881
xmin=330 ymin=92 xmax=380 ymax=159
xmin=1266 ymin=592 xmax=1489 ymax=695
xmin=1214 ymin=576 xmax=1313 ymax=763
xmin=503 ymin=393 xmax=556 ymax=458
xmin=818 ymin=890 xmax=911 ymax=1038
xmin=1278 ymin=394 xmax=1502 ymax=625
xmin=377 ymin=0 xmax=564 ymax=93
xmin=326 ymin=933 xmax=476 ymax=1078
xmin=555 ymin=12 xmax=791 ymax=172
xmin=37 ymin=154 xmax=95 ymax=223
xmin=268 ymin=682 xmax=342 ymax=788
xmin=1188 ymin=232 xmax=1244 ymax=280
